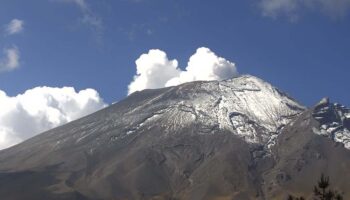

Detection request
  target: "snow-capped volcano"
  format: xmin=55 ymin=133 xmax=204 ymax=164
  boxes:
xmin=0 ymin=75 xmax=349 ymax=200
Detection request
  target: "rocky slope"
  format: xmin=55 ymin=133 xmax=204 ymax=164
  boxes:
xmin=0 ymin=75 xmax=349 ymax=200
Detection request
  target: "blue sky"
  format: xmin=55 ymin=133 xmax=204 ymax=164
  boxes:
xmin=1 ymin=0 xmax=350 ymax=149
xmin=1 ymin=0 xmax=349 ymax=106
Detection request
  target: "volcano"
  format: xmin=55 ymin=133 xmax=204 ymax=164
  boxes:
xmin=0 ymin=75 xmax=349 ymax=200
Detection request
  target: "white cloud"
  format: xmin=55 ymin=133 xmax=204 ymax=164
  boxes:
xmin=0 ymin=87 xmax=107 ymax=150
xmin=128 ymin=49 xmax=181 ymax=94
xmin=5 ymin=19 xmax=24 ymax=35
xmin=259 ymin=0 xmax=350 ymax=20
xmin=0 ymin=47 xmax=20 ymax=72
xmin=128 ymin=47 xmax=239 ymax=95
xmin=165 ymin=47 xmax=239 ymax=87
xmin=1 ymin=19 xmax=22 ymax=72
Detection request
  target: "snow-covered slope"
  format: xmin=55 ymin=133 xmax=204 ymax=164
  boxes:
xmin=123 ymin=75 xmax=305 ymax=147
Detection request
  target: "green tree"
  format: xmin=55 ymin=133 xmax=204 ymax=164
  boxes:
xmin=286 ymin=174 xmax=343 ymax=200
xmin=313 ymin=174 xmax=343 ymax=200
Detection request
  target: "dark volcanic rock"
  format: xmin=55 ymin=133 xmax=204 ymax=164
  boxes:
xmin=0 ymin=75 xmax=349 ymax=200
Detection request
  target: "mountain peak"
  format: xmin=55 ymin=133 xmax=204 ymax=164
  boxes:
xmin=123 ymin=74 xmax=305 ymax=147
xmin=312 ymin=98 xmax=350 ymax=149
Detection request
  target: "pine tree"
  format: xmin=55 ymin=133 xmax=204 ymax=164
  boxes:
xmin=313 ymin=174 xmax=343 ymax=200
xmin=286 ymin=174 xmax=343 ymax=200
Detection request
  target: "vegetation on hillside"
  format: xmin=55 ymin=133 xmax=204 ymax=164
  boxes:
xmin=287 ymin=174 xmax=344 ymax=200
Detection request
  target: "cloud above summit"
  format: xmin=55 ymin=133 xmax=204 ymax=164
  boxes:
xmin=128 ymin=47 xmax=239 ymax=95
xmin=0 ymin=87 xmax=107 ymax=150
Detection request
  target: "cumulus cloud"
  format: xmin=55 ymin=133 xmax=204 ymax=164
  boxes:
xmin=128 ymin=47 xmax=238 ymax=95
xmin=259 ymin=0 xmax=350 ymax=20
xmin=0 ymin=87 xmax=107 ymax=150
xmin=5 ymin=19 xmax=24 ymax=35
xmin=0 ymin=47 xmax=20 ymax=72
